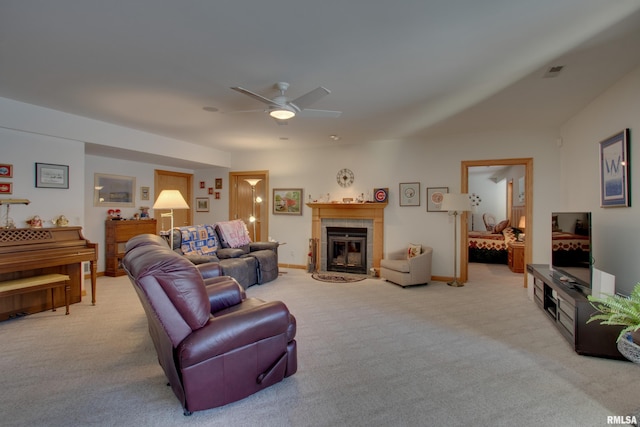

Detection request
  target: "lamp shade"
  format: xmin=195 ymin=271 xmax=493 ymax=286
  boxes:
xmin=244 ymin=178 xmax=262 ymax=187
xmin=153 ymin=190 xmax=189 ymax=210
xmin=518 ymin=216 xmax=526 ymax=229
xmin=440 ymin=193 xmax=471 ymax=213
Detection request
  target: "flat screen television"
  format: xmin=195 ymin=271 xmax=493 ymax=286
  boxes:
xmin=551 ymin=212 xmax=592 ymax=294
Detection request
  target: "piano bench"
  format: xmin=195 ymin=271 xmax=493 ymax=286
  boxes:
xmin=0 ymin=274 xmax=71 ymax=315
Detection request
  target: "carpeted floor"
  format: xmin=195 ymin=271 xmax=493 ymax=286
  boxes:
xmin=1 ymin=264 xmax=639 ymax=426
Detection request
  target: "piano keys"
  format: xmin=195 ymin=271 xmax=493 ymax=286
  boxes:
xmin=0 ymin=226 xmax=97 ymax=320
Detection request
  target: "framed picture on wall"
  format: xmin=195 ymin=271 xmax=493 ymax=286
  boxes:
xmin=427 ymin=187 xmax=448 ymax=212
xmin=599 ymin=129 xmax=630 ymax=207
xmin=0 ymin=182 xmax=12 ymax=194
xmin=0 ymin=164 xmax=13 ymax=178
xmin=140 ymin=186 xmax=150 ymax=201
xmin=93 ymin=173 xmax=136 ymax=207
xmin=195 ymin=197 xmax=210 ymax=212
xmin=399 ymin=182 xmax=420 ymax=206
xmin=36 ymin=163 xmax=69 ymax=189
xmin=273 ymin=188 xmax=303 ymax=215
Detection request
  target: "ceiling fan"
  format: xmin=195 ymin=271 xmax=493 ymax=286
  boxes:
xmin=230 ymin=82 xmax=341 ymax=124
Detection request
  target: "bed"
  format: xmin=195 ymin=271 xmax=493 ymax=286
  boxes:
xmin=551 ymin=231 xmax=590 ymax=267
xmin=468 ymin=227 xmax=517 ymax=264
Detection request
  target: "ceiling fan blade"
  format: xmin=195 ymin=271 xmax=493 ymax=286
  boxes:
xmin=230 ymin=86 xmax=277 ymax=106
xmin=289 ymin=86 xmax=330 ymax=110
xmin=297 ymin=108 xmax=342 ymax=118
xmin=222 ymin=109 xmax=266 ymax=115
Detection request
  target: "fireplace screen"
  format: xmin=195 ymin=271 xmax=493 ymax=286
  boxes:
xmin=326 ymin=227 xmax=367 ymax=274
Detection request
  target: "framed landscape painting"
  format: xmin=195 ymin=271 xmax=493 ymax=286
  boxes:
xmin=273 ymin=188 xmax=303 ymax=215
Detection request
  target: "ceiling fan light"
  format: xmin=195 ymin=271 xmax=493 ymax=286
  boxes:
xmin=269 ymin=108 xmax=295 ymax=120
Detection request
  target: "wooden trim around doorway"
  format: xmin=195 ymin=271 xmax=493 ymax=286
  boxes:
xmin=461 ymin=158 xmax=533 ymax=287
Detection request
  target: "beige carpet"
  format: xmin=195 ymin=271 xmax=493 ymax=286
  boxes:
xmin=1 ymin=264 xmax=639 ymax=426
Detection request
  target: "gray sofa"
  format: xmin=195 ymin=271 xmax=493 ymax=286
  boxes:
xmin=170 ymin=223 xmax=279 ymax=289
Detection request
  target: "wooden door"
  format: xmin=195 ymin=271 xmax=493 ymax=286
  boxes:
xmin=229 ymin=171 xmax=269 ymax=242
xmin=154 ymin=170 xmax=193 ymax=233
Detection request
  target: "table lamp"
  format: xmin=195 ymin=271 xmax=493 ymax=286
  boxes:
xmin=153 ymin=190 xmax=189 ymax=249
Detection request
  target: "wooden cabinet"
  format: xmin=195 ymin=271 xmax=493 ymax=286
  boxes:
xmin=507 ymin=241 xmax=525 ymax=273
xmin=105 ymin=219 xmax=157 ymax=276
xmin=527 ymin=264 xmax=624 ymax=360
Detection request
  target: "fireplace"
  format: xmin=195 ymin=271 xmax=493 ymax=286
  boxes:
xmin=327 ymin=227 xmax=367 ymax=274
xmin=306 ymin=202 xmax=388 ymax=273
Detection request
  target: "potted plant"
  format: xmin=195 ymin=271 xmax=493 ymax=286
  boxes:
xmin=588 ymin=283 xmax=640 ymax=362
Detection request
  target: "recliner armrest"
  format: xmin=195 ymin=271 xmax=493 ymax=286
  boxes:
xmin=216 ymin=248 xmax=246 ymax=259
xmin=196 ymin=262 xmax=221 ymax=279
xmin=250 ymin=241 xmax=279 ymax=252
xmin=204 ymin=278 xmax=245 ymax=312
xmin=178 ymin=301 xmax=293 ymax=367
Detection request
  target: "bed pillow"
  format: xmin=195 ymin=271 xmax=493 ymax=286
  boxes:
xmin=407 ymin=243 xmax=422 ymax=259
xmin=493 ymin=219 xmax=510 ymax=234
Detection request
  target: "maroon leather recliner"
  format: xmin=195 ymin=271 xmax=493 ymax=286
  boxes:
xmin=122 ymin=234 xmax=297 ymax=415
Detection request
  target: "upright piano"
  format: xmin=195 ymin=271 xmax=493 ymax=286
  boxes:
xmin=0 ymin=226 xmax=97 ymax=320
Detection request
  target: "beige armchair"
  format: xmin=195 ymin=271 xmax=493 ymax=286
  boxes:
xmin=380 ymin=245 xmax=433 ymax=287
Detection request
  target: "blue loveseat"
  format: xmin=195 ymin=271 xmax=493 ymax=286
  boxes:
xmin=170 ymin=222 xmax=279 ymax=289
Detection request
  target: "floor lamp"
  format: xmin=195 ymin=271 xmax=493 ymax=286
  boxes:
xmin=244 ymin=179 xmax=262 ymax=241
xmin=440 ymin=193 xmax=471 ymax=287
xmin=153 ymin=189 xmax=189 ymax=250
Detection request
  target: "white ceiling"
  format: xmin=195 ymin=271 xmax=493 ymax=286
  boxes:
xmin=2 ymin=1 xmax=640 ymax=167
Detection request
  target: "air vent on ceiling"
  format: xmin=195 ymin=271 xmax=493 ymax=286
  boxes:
xmin=543 ymin=65 xmax=564 ymax=78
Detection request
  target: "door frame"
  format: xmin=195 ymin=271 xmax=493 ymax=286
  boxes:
xmin=229 ymin=170 xmax=269 ymax=242
xmin=461 ymin=158 xmax=533 ymax=287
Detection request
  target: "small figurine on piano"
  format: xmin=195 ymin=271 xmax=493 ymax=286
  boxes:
xmin=52 ymin=215 xmax=69 ymax=227
xmin=26 ymin=215 xmax=43 ymax=228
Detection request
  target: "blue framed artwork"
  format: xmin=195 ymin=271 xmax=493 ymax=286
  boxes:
xmin=599 ymin=129 xmax=630 ymax=207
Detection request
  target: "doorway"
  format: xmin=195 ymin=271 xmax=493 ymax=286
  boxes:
xmin=154 ymin=170 xmax=193 ymax=233
xmin=461 ymin=158 xmax=533 ymax=287
xmin=229 ymin=171 xmax=269 ymax=242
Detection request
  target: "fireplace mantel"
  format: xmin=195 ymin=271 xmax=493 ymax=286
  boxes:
xmin=307 ymin=202 xmax=387 ymax=272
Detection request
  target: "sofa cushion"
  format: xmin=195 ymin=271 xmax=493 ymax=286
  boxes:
xmin=179 ymin=225 xmax=218 ymax=256
xmin=215 ymin=220 xmax=252 ymax=249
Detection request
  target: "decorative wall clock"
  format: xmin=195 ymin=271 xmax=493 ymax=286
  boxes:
xmin=336 ymin=168 xmax=354 ymax=187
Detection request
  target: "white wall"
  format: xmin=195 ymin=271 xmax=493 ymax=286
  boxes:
xmin=560 ymin=64 xmax=640 ymax=295
xmin=0 ymin=127 xmax=85 ymax=227
xmin=231 ymin=129 xmax=562 ymax=277
xmin=468 ymin=170 xmax=507 ymax=231
xmin=0 ymin=97 xmax=231 ymax=168
xmin=192 ymin=167 xmax=230 ymax=225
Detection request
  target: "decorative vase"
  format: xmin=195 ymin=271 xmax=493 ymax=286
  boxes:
xmin=617 ymin=333 xmax=640 ymax=364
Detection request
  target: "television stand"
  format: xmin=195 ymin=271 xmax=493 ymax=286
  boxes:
xmin=527 ymin=264 xmax=625 ymax=360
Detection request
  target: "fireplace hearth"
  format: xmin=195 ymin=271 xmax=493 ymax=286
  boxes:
xmin=327 ymin=227 xmax=367 ymax=274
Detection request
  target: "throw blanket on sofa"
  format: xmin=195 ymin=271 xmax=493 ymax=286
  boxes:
xmin=179 ymin=225 xmax=218 ymax=256
xmin=215 ymin=220 xmax=251 ymax=248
